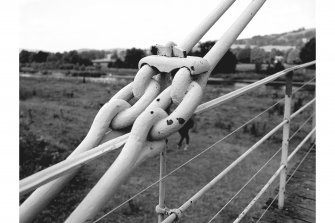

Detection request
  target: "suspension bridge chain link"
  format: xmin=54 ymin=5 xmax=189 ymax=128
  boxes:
xmin=255 ymin=143 xmax=315 ymax=223
xmin=20 ymin=57 xmax=168 ymax=222
xmin=92 ymin=96 xmax=287 ymax=222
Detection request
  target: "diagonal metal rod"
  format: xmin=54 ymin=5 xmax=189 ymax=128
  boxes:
xmin=179 ymin=0 xmax=237 ymax=52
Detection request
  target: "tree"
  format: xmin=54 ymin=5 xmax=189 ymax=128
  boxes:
xmin=124 ymin=48 xmax=146 ymax=68
xmin=286 ymin=49 xmax=301 ymax=64
xmin=32 ymin=51 xmax=49 ymax=63
xmin=20 ymin=50 xmax=33 ymax=63
xmin=300 ymin=37 xmax=315 ymax=63
xmin=190 ymin=41 xmax=237 ymax=73
xmin=212 ymin=50 xmax=237 ymax=74
xmin=46 ymin=52 xmax=63 ymax=62
xmin=236 ymin=47 xmax=251 ymax=63
xmin=63 ymin=50 xmax=80 ymax=64
xmin=250 ymin=47 xmax=266 ymax=63
xmin=250 ymin=47 xmax=266 ymax=72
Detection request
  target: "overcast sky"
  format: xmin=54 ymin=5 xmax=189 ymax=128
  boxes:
xmin=19 ymin=0 xmax=315 ymax=52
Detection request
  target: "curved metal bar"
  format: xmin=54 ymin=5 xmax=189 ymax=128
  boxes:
xmin=111 ymin=79 xmax=161 ymax=129
xmin=111 ymin=82 xmax=133 ymax=101
xmin=132 ymin=65 xmax=158 ymax=99
xmin=170 ymin=67 xmax=193 ymax=104
xmin=65 ymin=108 xmax=168 ymax=223
xmin=132 ymin=0 xmax=237 ymax=99
xmin=149 ymin=82 xmax=203 ymax=140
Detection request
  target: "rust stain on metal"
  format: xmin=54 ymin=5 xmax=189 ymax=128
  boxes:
xmin=166 ymin=119 xmax=174 ymax=125
xmin=176 ymin=118 xmax=185 ymax=124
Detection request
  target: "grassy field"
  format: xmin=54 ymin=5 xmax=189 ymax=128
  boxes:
xmin=19 ymin=73 xmax=314 ymax=223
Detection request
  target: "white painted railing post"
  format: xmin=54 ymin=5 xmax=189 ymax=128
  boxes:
xmin=158 ymin=144 xmax=167 ymax=223
xmin=278 ymin=71 xmax=293 ymax=209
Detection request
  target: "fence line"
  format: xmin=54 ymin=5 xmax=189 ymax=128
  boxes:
xmin=232 ymin=128 xmax=315 ymax=223
xmin=160 ymin=87 xmax=316 ymax=223
xmin=289 ymin=112 xmax=314 ymax=140
xmin=207 ymin=112 xmax=314 ymax=223
xmin=207 ymin=145 xmax=283 ymax=222
xmin=255 ymin=143 xmax=316 ymax=223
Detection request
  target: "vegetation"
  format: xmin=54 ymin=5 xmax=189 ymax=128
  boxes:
xmin=300 ymin=37 xmax=316 ymax=64
xmin=190 ymin=41 xmax=237 ymax=73
xmin=235 ymin=28 xmax=315 ymax=47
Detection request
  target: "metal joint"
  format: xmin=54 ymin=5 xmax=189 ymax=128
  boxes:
xmin=155 ymin=205 xmax=170 ymax=215
xmin=152 ymin=44 xmax=187 ymax=58
xmin=168 ymin=208 xmax=182 ymax=221
xmin=139 ymin=55 xmax=210 ymax=76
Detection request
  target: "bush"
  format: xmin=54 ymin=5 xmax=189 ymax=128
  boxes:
xmin=19 ymin=123 xmax=66 ymax=179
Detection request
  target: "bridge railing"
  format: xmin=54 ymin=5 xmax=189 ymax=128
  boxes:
xmin=19 ymin=0 xmax=316 ymax=221
xmin=20 ymin=61 xmax=316 ymax=223
xmin=159 ymin=61 xmax=316 ymax=223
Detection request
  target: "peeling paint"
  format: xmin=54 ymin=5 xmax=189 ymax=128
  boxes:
xmin=176 ymin=118 xmax=185 ymax=124
xmin=166 ymin=119 xmax=174 ymax=125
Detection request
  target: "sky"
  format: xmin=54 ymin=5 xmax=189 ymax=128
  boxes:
xmin=19 ymin=0 xmax=315 ymax=52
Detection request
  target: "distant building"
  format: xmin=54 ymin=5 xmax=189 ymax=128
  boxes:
xmin=259 ymin=45 xmax=295 ymax=52
xmin=92 ymin=53 xmax=116 ymax=68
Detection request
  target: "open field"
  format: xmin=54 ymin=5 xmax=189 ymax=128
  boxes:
xmin=19 ymin=73 xmax=314 ymax=223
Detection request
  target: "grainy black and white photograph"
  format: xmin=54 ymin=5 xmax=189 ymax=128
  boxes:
xmin=11 ymin=0 xmax=327 ymax=222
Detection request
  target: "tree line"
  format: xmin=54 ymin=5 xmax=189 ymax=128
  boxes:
xmin=19 ymin=37 xmax=315 ymax=74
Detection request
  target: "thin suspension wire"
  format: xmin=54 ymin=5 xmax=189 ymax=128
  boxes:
xmin=206 ymin=112 xmax=313 ymax=223
xmin=207 ymin=146 xmax=282 ymax=222
xmin=93 ymin=97 xmax=285 ymax=222
xmin=293 ymin=77 xmax=315 ymax=94
xmin=93 ymin=76 xmax=316 ymax=223
xmin=255 ymin=143 xmax=315 ymax=223
xmin=289 ymin=112 xmax=314 ymax=140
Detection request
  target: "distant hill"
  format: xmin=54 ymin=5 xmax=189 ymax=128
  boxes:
xmin=234 ymin=28 xmax=315 ymax=48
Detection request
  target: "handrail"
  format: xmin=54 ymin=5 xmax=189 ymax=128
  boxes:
xmin=255 ymin=142 xmax=315 ymax=223
xmin=233 ymin=128 xmax=315 ymax=223
xmin=196 ymin=61 xmax=315 ymax=114
xmin=19 ymin=61 xmax=316 ymax=196
xmin=161 ymin=95 xmax=316 ymax=223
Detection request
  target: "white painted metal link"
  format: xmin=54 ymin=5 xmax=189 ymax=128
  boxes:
xmin=132 ymin=0 xmax=237 ymax=100
xmin=149 ymin=81 xmax=203 ymax=140
xmin=65 ymin=107 xmax=169 ymax=223
xmin=111 ymin=79 xmax=161 ymax=129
